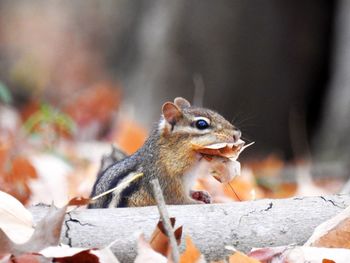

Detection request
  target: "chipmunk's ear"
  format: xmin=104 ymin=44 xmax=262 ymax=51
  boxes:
xmin=162 ymin=102 xmax=182 ymax=125
xmin=174 ymin=97 xmax=191 ymax=109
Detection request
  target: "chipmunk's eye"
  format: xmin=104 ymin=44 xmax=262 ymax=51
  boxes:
xmin=195 ymin=119 xmax=209 ymax=130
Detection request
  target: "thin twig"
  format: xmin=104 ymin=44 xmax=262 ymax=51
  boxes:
xmin=91 ymin=173 xmax=144 ymax=201
xmin=227 ymin=182 xmax=241 ymax=201
xmin=150 ymin=178 xmax=180 ymax=263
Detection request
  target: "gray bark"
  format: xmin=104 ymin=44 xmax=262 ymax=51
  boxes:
xmin=31 ymin=195 xmax=350 ymax=262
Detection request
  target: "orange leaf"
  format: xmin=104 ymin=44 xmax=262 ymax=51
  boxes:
xmin=1 ymin=156 xmax=38 ymax=204
xmin=10 ymin=157 xmax=37 ymax=182
xmin=114 ymin=118 xmax=147 ymax=154
xmin=306 ymin=205 xmax=350 ymax=249
xmin=180 ymin=236 xmax=202 ymax=263
xmin=229 ymin=251 xmax=261 ymax=263
xmin=224 ymin=173 xmax=263 ymax=201
xmin=65 ymin=82 xmax=120 ymax=127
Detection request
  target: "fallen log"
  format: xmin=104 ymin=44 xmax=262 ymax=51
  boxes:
xmin=30 ymin=195 xmax=350 ymax=262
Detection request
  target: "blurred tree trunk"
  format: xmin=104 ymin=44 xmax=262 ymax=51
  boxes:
xmin=122 ymin=0 xmax=334 ymax=160
xmin=314 ymin=0 xmax=350 ymax=164
xmin=0 ymin=0 xmax=335 ymax=159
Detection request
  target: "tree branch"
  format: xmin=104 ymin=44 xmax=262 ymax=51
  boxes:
xmin=30 ymin=195 xmax=350 ymax=263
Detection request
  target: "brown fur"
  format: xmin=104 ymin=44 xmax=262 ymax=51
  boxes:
xmin=89 ymin=97 xmax=240 ymax=208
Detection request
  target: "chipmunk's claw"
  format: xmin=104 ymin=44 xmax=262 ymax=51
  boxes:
xmin=190 ymin=190 xmax=212 ymax=204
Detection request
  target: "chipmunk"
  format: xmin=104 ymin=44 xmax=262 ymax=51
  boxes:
xmin=88 ymin=97 xmax=242 ymax=208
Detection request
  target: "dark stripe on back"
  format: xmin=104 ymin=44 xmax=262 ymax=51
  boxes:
xmin=117 ymin=177 xmax=142 ymax=207
xmin=90 ymin=161 xmax=122 ymax=198
xmin=101 ymin=171 xmax=131 ymax=208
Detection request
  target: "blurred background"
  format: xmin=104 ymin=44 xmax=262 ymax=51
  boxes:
xmin=0 ymin=0 xmax=349 ymax=205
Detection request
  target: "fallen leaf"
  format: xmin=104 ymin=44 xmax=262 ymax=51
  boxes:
xmin=248 ymin=246 xmax=288 ymax=262
xmin=1 ymin=156 xmax=38 ymax=204
xmin=0 ymin=194 xmax=88 ymax=256
xmin=229 ymin=251 xmax=261 ymax=263
xmin=6 ymin=254 xmax=41 ymax=263
xmin=180 ymin=235 xmax=205 ymax=263
xmin=53 ymin=250 xmax=99 ymax=263
xmin=246 ymin=155 xmax=284 ymax=177
xmin=28 ymin=153 xmax=72 ymax=207
xmin=228 ymin=251 xmax=261 ymax=263
xmin=67 ymin=197 xmax=91 ymax=206
xmin=305 ymin=205 xmax=350 ymax=248
xmin=150 ymin=218 xmax=182 ymax=257
xmin=38 ymin=244 xmax=120 ymax=263
xmin=223 ymin=170 xmax=263 ymax=201
xmin=135 ymin=234 xmax=167 ymax=263
xmin=285 ymin=247 xmax=350 ymax=263
xmin=0 ymin=191 xmax=34 ymax=244
xmin=113 ymin=118 xmax=147 ymax=155
xmin=64 ymin=82 xmax=121 ymax=139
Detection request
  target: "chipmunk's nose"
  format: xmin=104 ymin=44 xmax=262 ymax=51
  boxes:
xmin=233 ymin=128 xmax=241 ymax=142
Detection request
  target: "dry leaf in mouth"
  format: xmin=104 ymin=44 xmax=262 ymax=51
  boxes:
xmin=191 ymin=140 xmax=254 ymax=160
xmin=191 ymin=140 xmax=254 ymax=183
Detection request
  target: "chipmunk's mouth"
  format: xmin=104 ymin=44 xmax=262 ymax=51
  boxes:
xmin=191 ymin=139 xmax=254 ymax=161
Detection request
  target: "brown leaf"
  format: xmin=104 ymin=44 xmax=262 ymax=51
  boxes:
xmin=67 ymin=197 xmax=91 ymax=206
xmin=1 ymin=156 xmax=38 ymax=204
xmin=313 ymin=218 xmax=350 ymax=248
xmin=306 ymin=205 xmax=350 ymax=248
xmin=191 ymin=141 xmax=244 ymax=159
xmin=64 ymin=82 xmax=120 ymax=128
xmin=10 ymin=157 xmax=37 ymax=181
xmin=52 ymin=251 xmax=99 ymax=263
xmin=135 ymin=234 xmax=167 ymax=263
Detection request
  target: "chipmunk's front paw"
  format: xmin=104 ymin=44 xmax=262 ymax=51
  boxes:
xmin=190 ymin=190 xmax=212 ymax=204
